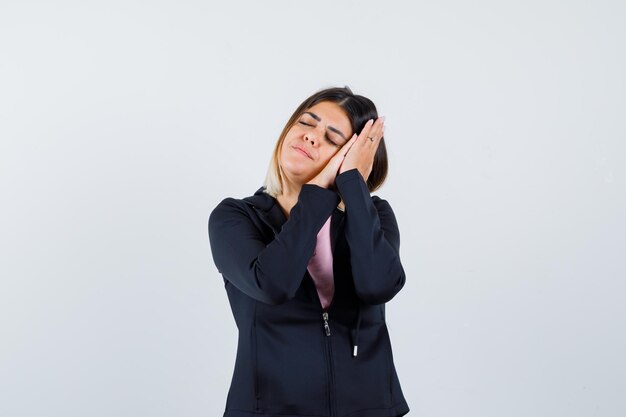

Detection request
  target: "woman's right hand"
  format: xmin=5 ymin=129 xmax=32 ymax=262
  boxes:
xmin=306 ymin=133 xmax=358 ymax=189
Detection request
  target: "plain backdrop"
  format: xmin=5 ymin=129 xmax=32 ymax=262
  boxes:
xmin=1 ymin=1 xmax=625 ymax=416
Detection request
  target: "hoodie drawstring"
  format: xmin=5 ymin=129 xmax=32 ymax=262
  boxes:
xmin=352 ymin=304 xmax=362 ymax=357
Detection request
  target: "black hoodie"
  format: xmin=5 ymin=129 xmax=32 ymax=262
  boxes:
xmin=208 ymin=168 xmax=410 ymax=417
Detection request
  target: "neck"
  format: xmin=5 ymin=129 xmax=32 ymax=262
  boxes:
xmin=276 ymin=176 xmax=303 ymax=219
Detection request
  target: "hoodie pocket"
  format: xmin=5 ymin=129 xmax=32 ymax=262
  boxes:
xmin=255 ymin=321 xmax=328 ymax=416
xmin=334 ymin=321 xmax=393 ymax=416
xmin=383 ymin=324 xmax=394 ymax=401
xmin=252 ymin=317 xmax=260 ymax=409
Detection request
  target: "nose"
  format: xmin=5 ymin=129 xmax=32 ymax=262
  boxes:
xmin=304 ymin=130 xmax=319 ymax=146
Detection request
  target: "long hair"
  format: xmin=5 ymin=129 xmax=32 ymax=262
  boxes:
xmin=263 ymin=86 xmax=388 ymax=197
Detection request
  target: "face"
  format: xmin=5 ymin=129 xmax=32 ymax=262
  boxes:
xmin=279 ymin=101 xmax=353 ymax=184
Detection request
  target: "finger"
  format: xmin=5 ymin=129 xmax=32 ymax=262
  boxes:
xmin=325 ymin=134 xmax=356 ymax=172
xmin=339 ymin=133 xmax=358 ymax=156
xmin=366 ymin=117 xmax=385 ymax=142
xmin=358 ymin=119 xmax=375 ymax=140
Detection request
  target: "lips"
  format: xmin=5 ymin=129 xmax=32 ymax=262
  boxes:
xmin=292 ymin=145 xmax=312 ymax=159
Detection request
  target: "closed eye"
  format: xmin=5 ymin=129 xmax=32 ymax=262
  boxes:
xmin=298 ymin=121 xmax=339 ymax=147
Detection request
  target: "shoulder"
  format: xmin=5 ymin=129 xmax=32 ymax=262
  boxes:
xmin=371 ymin=194 xmax=393 ymax=212
xmin=208 ymin=197 xmax=248 ymax=232
xmin=370 ymin=195 xmax=401 ymax=226
xmin=209 ymin=191 xmax=258 ymax=225
xmin=211 ymin=196 xmax=248 ymax=216
xmin=209 ymin=186 xmax=273 ymax=225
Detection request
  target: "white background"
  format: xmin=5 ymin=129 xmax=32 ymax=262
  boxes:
xmin=1 ymin=1 xmax=625 ymax=416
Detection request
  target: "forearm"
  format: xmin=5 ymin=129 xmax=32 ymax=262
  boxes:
xmin=335 ymin=168 xmax=406 ymax=304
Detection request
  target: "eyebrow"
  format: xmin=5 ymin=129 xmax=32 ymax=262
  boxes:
xmin=303 ymin=111 xmax=348 ymax=141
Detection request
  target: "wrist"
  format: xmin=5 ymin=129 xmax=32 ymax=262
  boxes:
xmin=306 ymin=179 xmax=326 ymax=188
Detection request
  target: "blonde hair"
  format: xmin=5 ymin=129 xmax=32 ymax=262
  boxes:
xmin=262 ymin=109 xmax=300 ymax=198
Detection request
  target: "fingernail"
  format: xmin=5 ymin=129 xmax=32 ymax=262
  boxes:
xmin=368 ymin=119 xmax=374 ymax=124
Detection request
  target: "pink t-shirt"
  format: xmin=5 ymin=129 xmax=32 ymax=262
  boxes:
xmin=306 ymin=215 xmax=334 ymax=310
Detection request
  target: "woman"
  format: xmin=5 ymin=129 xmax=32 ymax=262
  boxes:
xmin=208 ymin=86 xmax=409 ymax=417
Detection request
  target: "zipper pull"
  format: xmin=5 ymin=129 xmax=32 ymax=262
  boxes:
xmin=322 ymin=312 xmax=331 ymax=336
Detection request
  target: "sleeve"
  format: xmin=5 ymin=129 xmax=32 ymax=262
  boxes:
xmin=335 ymin=168 xmax=406 ymax=305
xmin=208 ymin=184 xmax=340 ymax=305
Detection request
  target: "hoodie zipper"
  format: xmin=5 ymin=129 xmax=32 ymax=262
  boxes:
xmin=296 ymin=209 xmax=342 ymax=417
xmin=321 ymin=310 xmax=337 ymax=417
xmin=322 ymin=312 xmax=331 ymax=336
xmin=320 ymin=209 xmax=343 ymax=417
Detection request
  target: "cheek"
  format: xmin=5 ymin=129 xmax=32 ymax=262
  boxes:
xmin=278 ymin=142 xmax=291 ymax=164
xmin=319 ymin=147 xmax=339 ymax=164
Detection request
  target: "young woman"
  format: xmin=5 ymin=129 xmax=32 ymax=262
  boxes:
xmin=208 ymin=86 xmax=409 ymax=417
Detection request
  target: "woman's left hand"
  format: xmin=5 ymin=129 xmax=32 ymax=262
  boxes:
xmin=338 ymin=116 xmax=385 ymax=181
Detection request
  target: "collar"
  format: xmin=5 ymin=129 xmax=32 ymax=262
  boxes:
xmin=241 ymin=186 xmax=287 ymax=236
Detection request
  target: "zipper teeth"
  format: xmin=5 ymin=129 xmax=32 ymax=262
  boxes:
xmin=328 ymin=335 xmax=337 ymax=416
xmin=322 ymin=312 xmax=331 ymax=336
xmin=323 ymin=312 xmax=336 ymax=417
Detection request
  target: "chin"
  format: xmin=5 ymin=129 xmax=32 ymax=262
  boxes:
xmin=280 ymin=160 xmax=317 ymax=182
